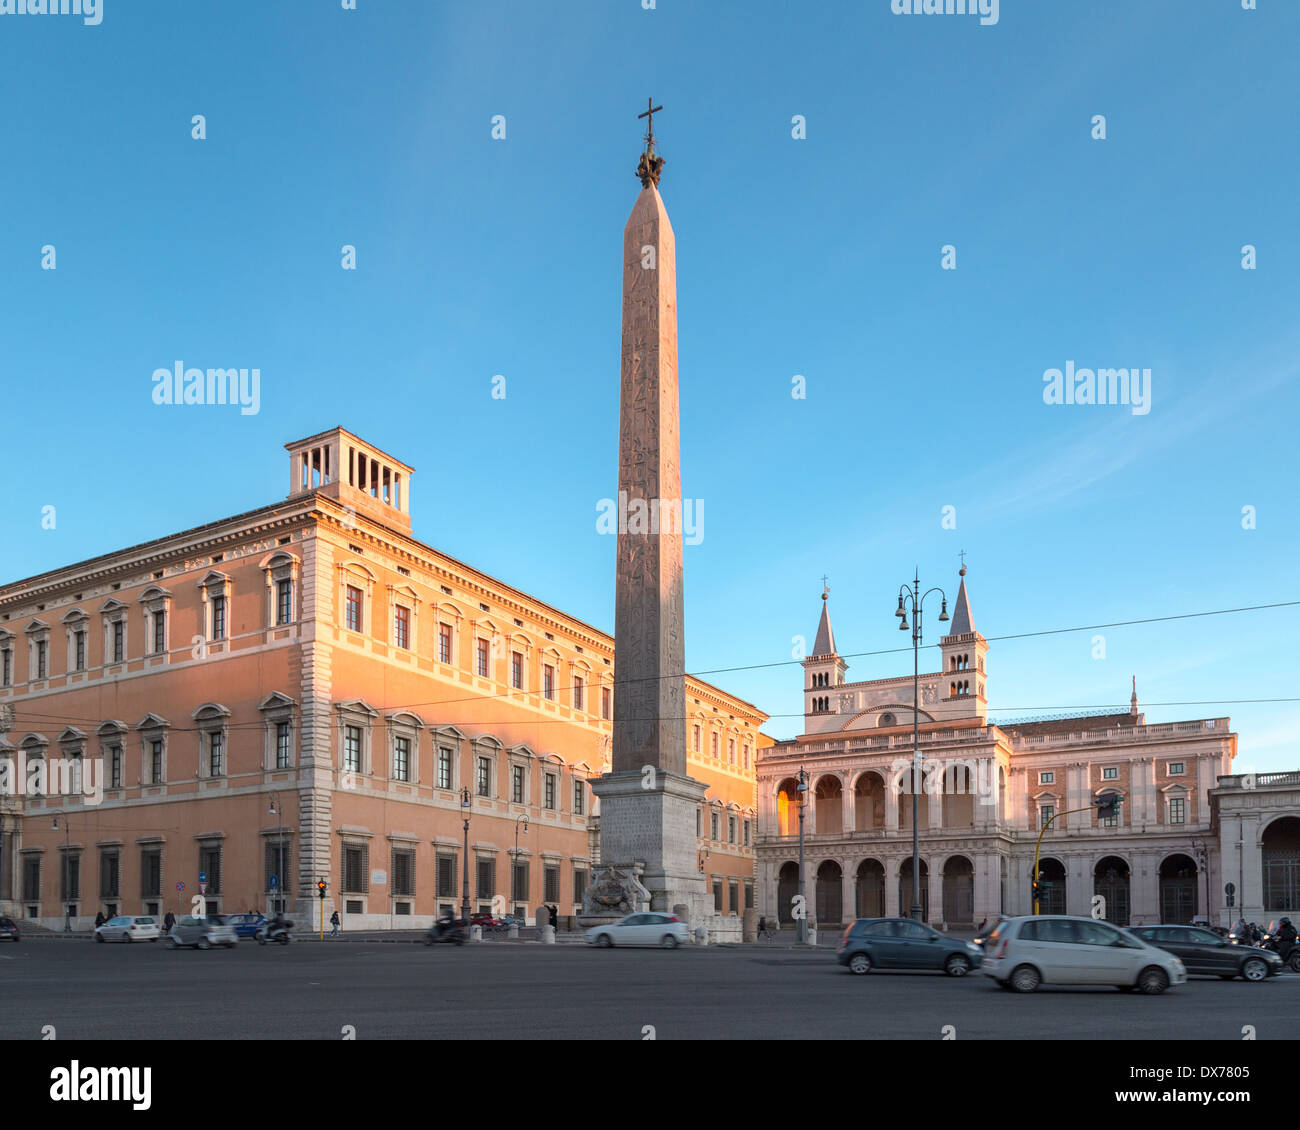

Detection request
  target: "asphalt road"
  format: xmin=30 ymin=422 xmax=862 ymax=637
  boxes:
xmin=3 ymin=938 xmax=1296 ymax=1040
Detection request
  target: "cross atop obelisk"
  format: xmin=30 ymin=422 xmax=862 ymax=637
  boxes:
xmin=636 ymin=96 xmax=665 ymax=188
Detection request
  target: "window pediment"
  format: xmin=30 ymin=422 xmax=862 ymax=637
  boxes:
xmin=138 ymin=586 xmax=171 ymax=603
xmin=57 ymin=727 xmax=86 ymax=745
xmin=386 ymin=710 xmax=425 ymax=730
xmin=191 ymin=703 xmax=232 ymax=722
xmin=95 ymin=720 xmax=128 ymax=738
xmin=258 ymin=693 xmax=297 ymax=713
xmin=135 ymin=712 xmax=171 ymax=731
xmin=61 ymin=608 xmax=89 ymax=625
xmin=99 ymin=599 xmax=128 ymax=617
xmin=336 ymin=698 xmax=379 ymax=718
xmin=20 ymin=733 xmax=49 ymax=749
xmin=198 ymin=571 xmax=230 ymax=589
xmin=24 ymin=619 xmax=50 ymax=636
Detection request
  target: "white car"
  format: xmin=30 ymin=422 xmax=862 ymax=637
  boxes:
xmin=166 ymin=915 xmax=238 ymax=949
xmin=94 ymin=915 xmax=161 ymax=943
xmin=980 ymin=914 xmax=1186 ymax=993
xmin=586 ymin=912 xmax=689 ymax=949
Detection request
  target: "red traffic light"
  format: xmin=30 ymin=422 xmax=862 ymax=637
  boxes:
xmin=317 ymin=881 xmax=326 ymax=898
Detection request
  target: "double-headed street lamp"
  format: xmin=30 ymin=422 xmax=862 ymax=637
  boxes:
xmin=51 ymin=815 xmax=71 ymax=932
xmin=512 ymin=814 xmax=529 ymax=914
xmin=796 ymin=767 xmax=809 ymax=943
xmin=460 ymin=787 xmax=472 ymax=925
xmin=268 ymin=796 xmax=286 ymax=916
xmin=895 ymin=571 xmax=948 ymax=922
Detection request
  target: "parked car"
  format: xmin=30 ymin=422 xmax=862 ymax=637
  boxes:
xmin=980 ymin=914 xmax=1185 ymax=993
xmin=94 ymin=916 xmax=161 ymax=943
xmin=166 ymin=915 xmax=238 ymax=950
xmin=470 ymin=913 xmax=507 ymax=929
xmin=0 ymin=916 xmax=19 ymax=942
xmin=837 ymin=917 xmax=983 ymax=976
xmin=586 ymin=912 xmax=689 ymax=949
xmin=224 ymin=913 xmax=267 ymax=939
xmin=1129 ymin=924 xmax=1282 ymax=981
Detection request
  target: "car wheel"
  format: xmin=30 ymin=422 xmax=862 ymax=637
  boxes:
xmin=1242 ymin=957 xmax=1268 ymax=982
xmin=198 ymin=939 xmax=211 ymax=951
xmin=660 ymin=934 xmax=679 ymax=950
xmin=1289 ymin=953 xmax=1300 ymax=973
xmin=944 ymin=954 xmax=971 ymax=977
xmin=848 ymin=952 xmax=871 ymax=975
xmin=1010 ymin=964 xmax=1040 ymax=993
xmin=596 ymin=934 xmax=613 ymax=948
xmin=278 ymin=934 xmax=290 ymax=946
xmin=1137 ymin=966 xmax=1169 ymax=995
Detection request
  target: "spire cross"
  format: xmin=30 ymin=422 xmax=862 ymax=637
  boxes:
xmin=958 ymin=550 xmax=967 ymax=568
xmin=820 ymin=574 xmax=829 ymax=590
xmin=638 ymin=98 xmax=663 ymax=150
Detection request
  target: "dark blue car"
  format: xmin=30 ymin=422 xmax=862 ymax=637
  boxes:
xmin=837 ymin=917 xmax=984 ymax=976
xmin=224 ymin=913 xmax=266 ymax=939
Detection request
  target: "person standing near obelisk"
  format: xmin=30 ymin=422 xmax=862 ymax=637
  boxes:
xmin=588 ymin=100 xmax=710 ymax=926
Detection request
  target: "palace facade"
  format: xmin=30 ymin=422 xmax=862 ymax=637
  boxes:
xmin=0 ymin=427 xmax=765 ymax=930
xmin=755 ymin=573 xmax=1245 ymax=931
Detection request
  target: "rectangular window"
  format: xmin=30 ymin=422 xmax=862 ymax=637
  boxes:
xmin=602 ymin=686 xmax=611 ymax=720
xmin=476 ymin=638 xmax=489 ymax=678
xmin=437 ymin=747 xmax=452 ymax=790
xmin=1168 ymin=761 xmax=1185 ymax=776
xmin=391 ymin=849 xmax=415 ymax=898
xmin=112 ymin=621 xmax=124 ymax=662
xmin=110 ymin=744 xmax=122 ymax=788
xmin=511 ymin=651 xmax=523 ymax=690
xmin=199 ymin=846 xmax=221 ymax=894
xmin=544 ymin=773 xmax=556 ymax=810
xmin=1040 ymin=805 xmax=1054 ymax=828
xmin=743 ymin=819 xmax=751 ymax=847
xmin=74 ymin=631 xmax=86 ymax=671
xmin=150 ymin=740 xmax=164 ymax=783
xmin=36 ymin=640 xmax=47 ymax=680
xmin=543 ymin=665 xmax=555 ymax=700
xmin=394 ymin=606 xmax=409 ymax=650
xmin=728 ymin=816 xmax=736 ymax=844
xmin=711 ymin=812 xmax=720 ymax=840
xmin=342 ymin=845 xmax=368 ymax=893
xmin=61 ymin=852 xmax=81 ymax=901
xmin=711 ymin=733 xmax=719 ymax=759
xmin=511 ymin=764 xmax=524 ymax=804
xmin=438 ymin=623 xmax=452 ymax=664
xmin=1101 ymin=801 xmax=1118 ymax=829
xmin=729 ymin=879 xmax=739 ymax=914
xmin=1039 ymin=771 xmax=1054 ymax=785
xmin=744 ymin=881 xmax=754 ymax=910
xmin=153 ymin=611 xmax=166 ymax=655
xmin=544 ymin=865 xmax=560 ymax=904
xmin=693 ymin=725 xmax=701 ymax=753
xmin=512 ymin=861 xmax=529 ymax=905
xmin=265 ymin=840 xmax=291 ymax=900
xmin=22 ymin=856 xmax=41 ymax=903
xmin=476 ymin=756 xmax=491 ymax=797
xmin=1102 ymin=767 xmax=1118 ymax=780
xmin=1169 ymin=798 xmax=1186 ymax=825
xmin=743 ymin=744 xmax=750 ymax=770
xmin=275 ymin=723 xmax=291 ymax=770
xmin=208 ymin=733 xmax=222 ymax=777
xmin=573 ymin=676 xmax=584 ymax=711
xmin=476 ymin=858 xmax=495 ymax=900
xmin=696 ymin=809 xmax=701 ymax=837
xmin=1 ymin=648 xmax=10 ymax=686
xmin=712 ymin=878 xmax=722 ymax=913
xmin=345 ymin=586 xmax=362 ymax=633
xmin=140 ymin=849 xmax=161 ymax=899
xmin=436 ymin=854 xmax=457 ymax=898
xmin=728 ymin=738 xmax=735 ymax=765
xmin=573 ymin=868 xmax=588 ymax=905
xmin=344 ymin=726 xmax=362 ymax=773
xmin=211 ymin=596 xmax=226 ymax=641
xmin=573 ymin=779 xmax=585 ymax=816
xmin=276 ymin=579 xmax=293 ymax=625
xmin=99 ymin=851 xmax=120 ymax=899
xmin=394 ymin=736 xmax=411 ymax=782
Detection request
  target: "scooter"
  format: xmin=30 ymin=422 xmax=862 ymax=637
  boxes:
xmin=425 ymin=918 xmax=467 ymax=946
xmin=255 ymin=918 xmax=293 ymax=946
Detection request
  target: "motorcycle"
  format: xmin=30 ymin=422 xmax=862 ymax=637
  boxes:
xmin=255 ymin=918 xmax=293 ymax=946
xmin=1261 ymin=922 xmax=1300 ymax=971
xmin=425 ymin=918 xmax=467 ymax=946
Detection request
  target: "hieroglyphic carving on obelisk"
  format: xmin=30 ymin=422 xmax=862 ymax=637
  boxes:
xmin=613 ymin=99 xmax=685 ymax=777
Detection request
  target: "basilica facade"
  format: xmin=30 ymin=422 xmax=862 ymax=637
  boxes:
xmin=755 ymin=572 xmax=1242 ymax=931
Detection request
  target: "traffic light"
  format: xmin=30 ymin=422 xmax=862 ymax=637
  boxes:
xmin=1031 ymin=879 xmax=1042 ymax=906
xmin=317 ymin=880 xmax=327 ymax=900
xmin=1095 ymin=793 xmax=1122 ymax=820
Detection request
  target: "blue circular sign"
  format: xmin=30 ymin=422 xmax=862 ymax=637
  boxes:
xmin=269 ymin=876 xmax=279 ymax=888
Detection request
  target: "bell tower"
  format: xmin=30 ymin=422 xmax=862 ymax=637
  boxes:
xmin=803 ymin=585 xmax=847 ymax=721
xmin=939 ymin=563 xmax=987 ymax=717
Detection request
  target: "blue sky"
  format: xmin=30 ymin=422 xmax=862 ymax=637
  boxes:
xmin=1 ymin=0 xmax=1296 ymax=766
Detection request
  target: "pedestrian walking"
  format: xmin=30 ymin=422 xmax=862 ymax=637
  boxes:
xmin=548 ymin=904 xmax=558 ymax=930
xmin=330 ymin=909 xmax=341 ymax=937
xmin=94 ymin=911 xmax=106 ymax=929
xmin=163 ymin=910 xmax=175 ymax=932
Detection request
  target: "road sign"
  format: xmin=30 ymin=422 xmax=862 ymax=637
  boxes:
xmin=176 ymin=881 xmax=185 ymax=892
xmin=1225 ymin=882 xmax=1236 ymax=895
xmin=269 ymin=876 xmax=279 ymax=889
xmin=199 ymin=882 xmax=208 ymax=895
xmin=198 ymin=871 xmax=207 ymax=884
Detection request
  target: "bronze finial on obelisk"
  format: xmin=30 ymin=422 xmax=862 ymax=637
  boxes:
xmin=636 ymin=96 xmax=665 ymax=188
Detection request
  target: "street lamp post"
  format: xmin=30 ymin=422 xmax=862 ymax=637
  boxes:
xmin=269 ymin=796 xmax=285 ymax=916
xmin=512 ymin=814 xmax=529 ymax=915
xmin=796 ymin=767 xmax=809 ymax=944
xmin=460 ymin=788 xmax=472 ymax=925
xmin=52 ymin=815 xmax=71 ymax=932
xmin=895 ymin=570 xmax=948 ymax=922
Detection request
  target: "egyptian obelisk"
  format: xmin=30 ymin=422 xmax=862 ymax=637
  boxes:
xmin=590 ymin=100 xmax=709 ymax=922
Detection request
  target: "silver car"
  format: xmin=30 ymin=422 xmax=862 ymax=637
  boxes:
xmin=95 ymin=915 xmax=161 ymax=943
xmin=586 ymin=912 xmax=689 ymax=949
xmin=166 ymin=915 xmax=238 ymax=950
xmin=980 ymin=914 xmax=1186 ymax=993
